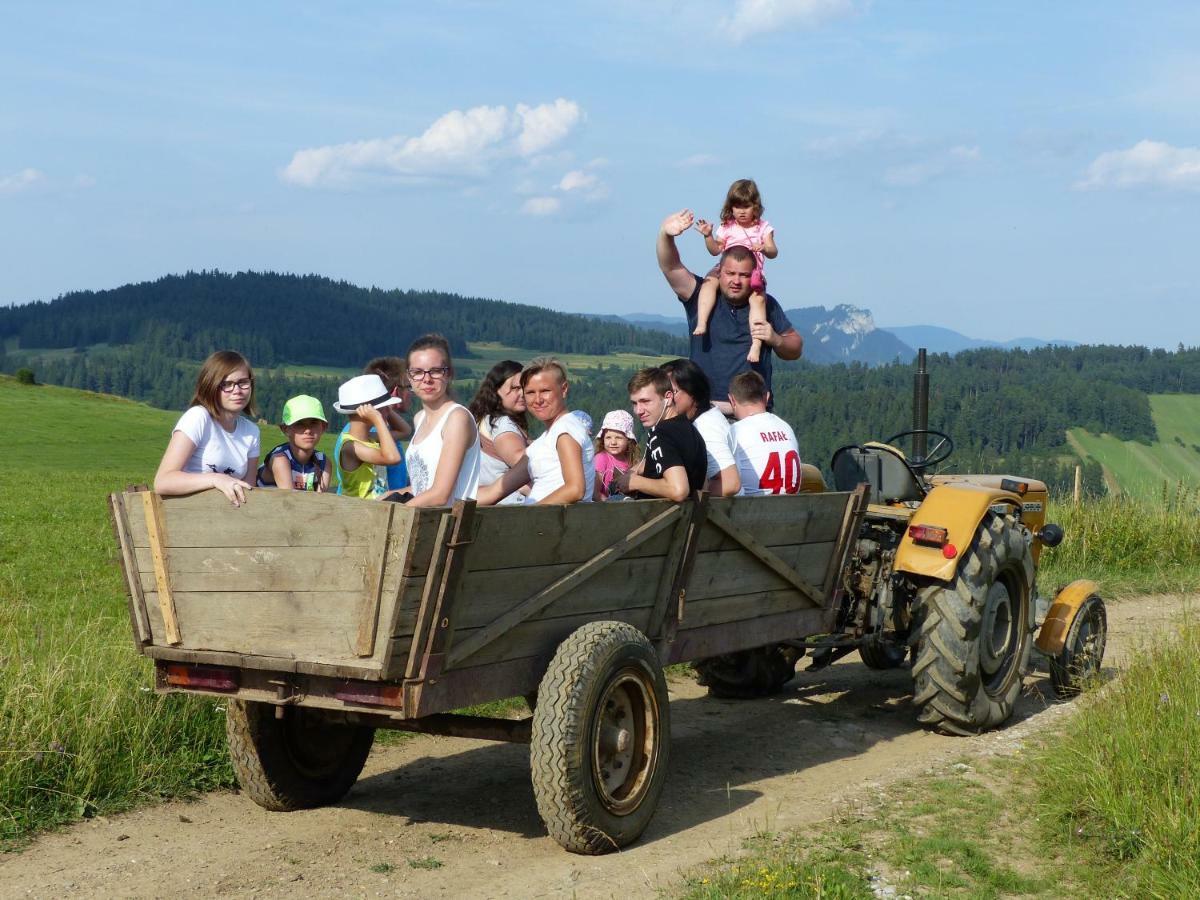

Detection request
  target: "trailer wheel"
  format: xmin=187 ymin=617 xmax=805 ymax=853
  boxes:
xmin=226 ymin=700 xmax=375 ymax=811
xmin=531 ymin=621 xmax=670 ymax=854
xmin=908 ymin=513 xmax=1034 ymax=735
xmin=858 ymin=634 xmax=909 ymax=670
xmin=695 ymin=645 xmax=800 ymax=698
xmin=1049 ymin=594 xmax=1107 ymax=697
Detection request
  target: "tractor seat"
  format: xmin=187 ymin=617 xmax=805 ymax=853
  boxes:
xmin=830 ymin=442 xmax=926 ymax=503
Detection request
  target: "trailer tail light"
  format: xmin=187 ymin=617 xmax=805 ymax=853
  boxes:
xmin=165 ymin=664 xmax=239 ymax=692
xmin=908 ymin=524 xmax=949 ymax=547
xmin=335 ymin=682 xmax=403 ymax=708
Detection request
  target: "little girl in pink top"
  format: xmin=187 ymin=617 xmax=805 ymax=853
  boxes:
xmin=694 ymin=178 xmax=778 ymax=363
xmin=592 ymin=410 xmax=642 ymax=501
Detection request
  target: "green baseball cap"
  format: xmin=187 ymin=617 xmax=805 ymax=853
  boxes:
xmin=281 ymin=394 xmax=327 ymax=425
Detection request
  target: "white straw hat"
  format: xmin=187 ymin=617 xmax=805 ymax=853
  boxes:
xmin=332 ymin=374 xmax=404 ymax=414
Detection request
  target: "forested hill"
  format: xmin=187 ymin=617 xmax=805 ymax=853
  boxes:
xmin=0 ymin=271 xmax=686 ymax=366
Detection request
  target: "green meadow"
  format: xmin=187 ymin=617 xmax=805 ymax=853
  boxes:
xmin=283 ymin=340 xmax=672 ymax=381
xmin=0 ymin=376 xmax=234 ymax=845
xmin=1069 ymin=394 xmax=1200 ymax=499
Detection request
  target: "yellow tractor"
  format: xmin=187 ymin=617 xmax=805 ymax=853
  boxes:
xmin=697 ymin=350 xmax=1107 ymax=735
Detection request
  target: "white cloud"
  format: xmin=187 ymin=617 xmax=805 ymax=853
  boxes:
xmin=722 ymin=0 xmax=856 ymax=42
xmin=883 ymin=144 xmax=980 ymax=187
xmin=1076 ymin=140 xmax=1200 ymax=192
xmin=0 ymin=168 xmax=45 ymax=195
xmin=558 ymin=170 xmax=599 ymax=192
xmin=676 ymin=153 xmax=720 ymax=168
xmin=521 ymin=196 xmax=561 ymax=216
xmin=282 ymin=99 xmax=583 ymax=188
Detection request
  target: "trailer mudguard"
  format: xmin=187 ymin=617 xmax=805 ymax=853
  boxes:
xmin=892 ymin=483 xmax=1023 ymax=583
xmin=1034 ymin=580 xmax=1100 ymax=655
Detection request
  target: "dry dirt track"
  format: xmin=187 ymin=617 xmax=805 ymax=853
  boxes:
xmin=3 ymin=594 xmax=1191 ymax=899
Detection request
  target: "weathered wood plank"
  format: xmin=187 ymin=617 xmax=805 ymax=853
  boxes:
xmin=693 ymin=493 xmax=849 ymax=554
xmin=665 ymin=606 xmax=836 ymax=664
xmin=143 ymin=590 xmax=373 ymax=660
xmin=402 ymin=512 xmax=455 ymax=680
xmin=135 ymin=545 xmax=373 ymax=593
xmin=418 ymin=501 xmax=478 ymax=677
xmin=141 ymin=492 xmax=181 ymax=645
xmin=356 ymin=503 xmax=395 ymax=656
xmin=399 ymin=605 xmax=656 ymax=671
xmin=678 ymin=588 xmax=835 ymax=630
xmin=703 ymin=505 xmax=823 ymax=607
xmin=109 ymin=492 xmax=152 ymax=647
xmin=124 ymin=489 xmax=393 ymax=549
xmin=461 ymin=501 xmax=681 ymax=572
xmin=684 ymin=542 xmax=837 ymax=605
xmin=443 ymin=505 xmax=682 ymax=668
xmin=650 ymin=491 xmax=709 ymax=641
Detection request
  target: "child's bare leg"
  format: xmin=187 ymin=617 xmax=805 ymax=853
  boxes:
xmin=746 ymin=290 xmax=768 ymax=362
xmin=693 ymin=276 xmax=719 ymax=336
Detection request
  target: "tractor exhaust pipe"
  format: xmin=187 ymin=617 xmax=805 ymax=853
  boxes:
xmin=913 ymin=348 xmax=929 ymax=463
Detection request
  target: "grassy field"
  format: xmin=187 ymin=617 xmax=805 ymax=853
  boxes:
xmin=283 ymin=340 xmax=672 ymax=381
xmin=1069 ymin=394 xmax=1200 ymax=499
xmin=0 ymin=376 xmax=234 ymax=846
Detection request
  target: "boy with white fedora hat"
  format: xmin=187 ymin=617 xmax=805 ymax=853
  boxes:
xmin=332 ymin=374 xmax=405 ymax=499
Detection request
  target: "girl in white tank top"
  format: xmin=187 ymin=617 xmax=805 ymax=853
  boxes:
xmin=407 ymin=402 xmax=480 ymax=502
xmin=401 ymin=336 xmax=481 ymax=506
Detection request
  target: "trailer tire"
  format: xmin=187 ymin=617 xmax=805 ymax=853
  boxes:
xmin=695 ymin=645 xmax=800 ymax=698
xmin=226 ymin=700 xmax=375 ymax=811
xmin=858 ymin=635 xmax=909 ymax=670
xmin=531 ymin=621 xmax=669 ymax=854
xmin=1049 ymin=594 xmax=1107 ymax=698
xmin=908 ymin=513 xmax=1034 ymax=735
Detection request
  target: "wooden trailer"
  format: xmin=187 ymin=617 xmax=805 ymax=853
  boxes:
xmin=110 ymin=485 xmax=866 ymax=854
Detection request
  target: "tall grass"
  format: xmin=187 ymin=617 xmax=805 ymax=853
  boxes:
xmin=1040 ymin=486 xmax=1200 ymax=595
xmin=0 ymin=378 xmax=234 ymax=845
xmin=0 ymin=471 xmax=234 ymax=845
xmin=1035 ymin=619 xmax=1200 ymax=897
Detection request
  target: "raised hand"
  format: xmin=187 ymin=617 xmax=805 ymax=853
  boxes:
xmin=356 ymin=403 xmax=384 ymax=426
xmin=695 ymin=219 xmax=714 ymax=237
xmin=660 ymin=209 xmax=695 ymax=237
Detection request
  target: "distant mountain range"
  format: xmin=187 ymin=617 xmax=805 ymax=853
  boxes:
xmin=604 ymin=308 xmax=1077 ymax=366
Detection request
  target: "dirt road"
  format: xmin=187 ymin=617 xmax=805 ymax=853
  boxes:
xmin=4 ymin=595 xmax=1189 ymax=899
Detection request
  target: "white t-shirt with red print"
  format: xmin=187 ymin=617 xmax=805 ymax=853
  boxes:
xmin=732 ymin=411 xmax=801 ymax=496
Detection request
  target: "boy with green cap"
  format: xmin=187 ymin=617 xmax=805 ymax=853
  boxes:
xmin=257 ymin=394 xmax=331 ymax=491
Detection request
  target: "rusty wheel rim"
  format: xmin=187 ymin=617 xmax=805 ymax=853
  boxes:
xmin=591 ymin=668 xmax=658 ymax=815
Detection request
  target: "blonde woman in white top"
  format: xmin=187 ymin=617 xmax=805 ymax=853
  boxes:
xmin=391 ymin=333 xmax=480 ymax=506
xmin=477 ymin=358 xmax=593 ymax=506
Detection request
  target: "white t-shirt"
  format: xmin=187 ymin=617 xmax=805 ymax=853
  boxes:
xmin=692 ymin=406 xmax=739 ymax=486
xmin=173 ymin=406 xmax=260 ymax=482
xmin=408 ymin=404 xmax=480 ymax=503
xmin=526 ymin=413 xmax=595 ymax=504
xmin=732 ymin=411 xmax=802 ymax=496
xmin=478 ymin=414 xmax=527 ymax=506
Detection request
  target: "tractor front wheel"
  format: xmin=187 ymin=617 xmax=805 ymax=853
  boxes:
xmin=908 ymin=513 xmax=1034 ymax=735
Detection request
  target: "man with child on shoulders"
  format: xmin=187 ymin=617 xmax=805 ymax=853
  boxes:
xmin=656 ymin=208 xmax=803 ymax=414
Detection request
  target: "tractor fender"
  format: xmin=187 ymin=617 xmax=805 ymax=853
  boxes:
xmin=892 ymin=483 xmax=1024 ymax=583
xmin=1034 ymin=580 xmax=1101 ymax=656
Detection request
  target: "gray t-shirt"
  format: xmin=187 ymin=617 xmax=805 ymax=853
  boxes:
xmin=681 ymin=274 xmax=793 ymax=406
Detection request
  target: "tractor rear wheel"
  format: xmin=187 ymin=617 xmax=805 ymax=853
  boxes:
xmin=908 ymin=513 xmax=1034 ymax=735
xmin=695 ymin=645 xmax=801 ymax=698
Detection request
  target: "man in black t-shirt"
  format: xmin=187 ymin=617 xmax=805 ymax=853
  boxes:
xmin=611 ymin=367 xmax=707 ymax=501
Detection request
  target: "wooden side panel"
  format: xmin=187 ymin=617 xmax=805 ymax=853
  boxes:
xmin=122 ymin=490 xmax=414 ymax=674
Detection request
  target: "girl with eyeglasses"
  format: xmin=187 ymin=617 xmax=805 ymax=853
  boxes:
xmin=154 ymin=350 xmax=261 ymax=507
xmin=389 ymin=333 xmax=480 ymax=506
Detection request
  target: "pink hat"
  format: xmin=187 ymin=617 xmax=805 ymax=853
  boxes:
xmin=600 ymin=409 xmax=636 ymax=440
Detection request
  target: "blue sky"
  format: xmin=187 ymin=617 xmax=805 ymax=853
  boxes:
xmin=2 ymin=1 xmax=1198 ymax=347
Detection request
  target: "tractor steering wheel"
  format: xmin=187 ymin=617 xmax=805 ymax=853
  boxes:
xmin=883 ymin=428 xmax=954 ymax=471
